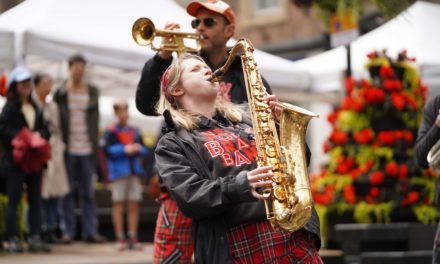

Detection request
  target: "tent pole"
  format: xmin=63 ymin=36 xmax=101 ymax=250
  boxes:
xmin=345 ymin=44 xmax=352 ymax=77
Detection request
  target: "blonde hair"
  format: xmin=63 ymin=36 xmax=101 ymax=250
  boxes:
xmin=156 ymin=54 xmax=242 ymax=130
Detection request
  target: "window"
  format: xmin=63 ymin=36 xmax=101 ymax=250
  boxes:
xmin=240 ymin=0 xmax=288 ymax=27
xmin=252 ymin=0 xmax=280 ymax=13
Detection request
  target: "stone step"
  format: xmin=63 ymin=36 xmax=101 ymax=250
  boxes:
xmin=361 ymin=250 xmax=432 ymax=264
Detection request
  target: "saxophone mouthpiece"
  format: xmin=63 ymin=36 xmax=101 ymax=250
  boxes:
xmin=208 ymin=69 xmax=223 ymax=83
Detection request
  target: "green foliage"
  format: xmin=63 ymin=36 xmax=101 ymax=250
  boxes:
xmin=413 ymin=205 xmax=440 ymax=224
xmin=354 ymin=201 xmax=394 ymax=223
xmin=0 ymin=194 xmax=27 ymax=239
xmin=311 ymin=0 xmax=413 ymax=27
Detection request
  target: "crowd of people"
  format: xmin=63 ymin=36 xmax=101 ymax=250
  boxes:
xmin=0 ymin=53 xmax=152 ymax=253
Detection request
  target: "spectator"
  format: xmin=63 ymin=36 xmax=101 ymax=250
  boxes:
xmin=53 ymin=54 xmax=106 ymax=243
xmin=103 ymin=99 xmax=149 ymax=251
xmin=33 ymin=74 xmax=69 ymax=243
xmin=0 ymin=66 xmax=51 ymax=253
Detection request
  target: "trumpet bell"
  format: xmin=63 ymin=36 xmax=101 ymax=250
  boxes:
xmin=132 ymin=17 xmax=156 ymax=46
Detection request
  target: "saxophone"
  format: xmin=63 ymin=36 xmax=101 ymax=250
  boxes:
xmin=211 ymin=39 xmax=317 ymax=232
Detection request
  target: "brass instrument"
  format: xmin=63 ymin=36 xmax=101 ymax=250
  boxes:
xmin=212 ymin=39 xmax=317 ymax=232
xmin=132 ymin=17 xmax=201 ymax=55
xmin=428 ymin=140 xmax=440 ymax=172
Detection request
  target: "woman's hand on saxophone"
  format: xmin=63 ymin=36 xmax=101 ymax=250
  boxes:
xmin=247 ymin=165 xmax=274 ymax=200
xmin=264 ymin=94 xmax=282 ymax=122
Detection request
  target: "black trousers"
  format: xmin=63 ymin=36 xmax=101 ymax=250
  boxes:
xmin=5 ymin=164 xmax=42 ymax=238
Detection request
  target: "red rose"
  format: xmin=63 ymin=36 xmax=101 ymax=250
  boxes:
xmin=370 ymin=171 xmax=384 ymax=185
xmin=391 ymin=93 xmax=405 ymax=111
xmin=399 ymin=164 xmax=409 ymax=179
xmin=343 ymin=185 xmax=356 ymax=204
xmin=330 ymin=130 xmax=349 ymax=145
xmin=379 ymin=65 xmax=394 ymax=78
xmin=370 ymin=187 xmax=380 ymax=197
xmin=345 ymin=77 xmax=356 ymax=95
xmin=385 ymin=161 xmax=399 ymax=177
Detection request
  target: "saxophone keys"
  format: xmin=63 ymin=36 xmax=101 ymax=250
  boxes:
xmin=273 ymin=185 xmax=286 ymax=201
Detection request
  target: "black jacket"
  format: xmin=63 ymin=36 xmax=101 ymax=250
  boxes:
xmin=415 ymin=95 xmax=440 ymax=169
xmin=135 ymin=52 xmax=272 ymax=116
xmin=155 ymin=112 xmax=321 ymax=264
xmin=0 ymin=99 xmax=50 ymax=168
xmin=415 ymin=95 xmax=440 ymax=205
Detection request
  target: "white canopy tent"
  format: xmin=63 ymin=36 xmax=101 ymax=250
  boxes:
xmin=292 ymin=1 xmax=440 ymax=173
xmin=291 ymin=1 xmax=440 ymax=95
xmin=0 ymin=0 xmax=311 ymax=101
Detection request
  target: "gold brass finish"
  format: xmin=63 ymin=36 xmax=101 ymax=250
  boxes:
xmin=212 ymin=39 xmax=318 ymax=232
xmin=132 ymin=17 xmax=201 ymax=55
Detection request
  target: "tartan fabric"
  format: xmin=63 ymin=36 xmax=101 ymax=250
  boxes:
xmin=227 ymin=220 xmax=323 ymax=264
xmin=153 ymin=196 xmax=194 ymax=264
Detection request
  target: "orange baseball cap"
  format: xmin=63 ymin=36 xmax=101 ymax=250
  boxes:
xmin=186 ymin=0 xmax=236 ymax=25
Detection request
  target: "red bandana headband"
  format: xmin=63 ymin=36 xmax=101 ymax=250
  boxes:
xmin=161 ymin=66 xmax=176 ymax=106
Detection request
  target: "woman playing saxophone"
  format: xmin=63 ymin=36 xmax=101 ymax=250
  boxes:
xmin=154 ymin=54 xmax=323 ymax=263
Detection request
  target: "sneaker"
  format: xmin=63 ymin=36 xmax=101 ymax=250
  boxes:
xmin=61 ymin=234 xmax=72 ymax=244
xmin=128 ymin=239 xmax=143 ymax=251
xmin=8 ymin=237 xmax=24 ymax=253
xmin=28 ymin=235 xmax=51 ymax=252
xmin=115 ymin=240 xmax=127 ymax=251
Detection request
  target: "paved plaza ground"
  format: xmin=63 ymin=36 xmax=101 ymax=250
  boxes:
xmin=0 ymin=242 xmax=343 ymax=264
xmin=0 ymin=242 xmax=154 ymax=264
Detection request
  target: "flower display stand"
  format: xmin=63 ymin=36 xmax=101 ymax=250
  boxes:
xmin=333 ymin=222 xmax=435 ymax=264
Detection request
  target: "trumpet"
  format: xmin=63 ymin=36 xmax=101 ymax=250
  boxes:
xmin=132 ymin=17 xmax=201 ymax=55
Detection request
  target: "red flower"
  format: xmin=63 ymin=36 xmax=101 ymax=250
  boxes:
xmin=323 ymin=141 xmax=331 ymax=153
xmin=379 ymin=65 xmax=394 ymax=78
xmin=391 ymin=93 xmax=405 ymax=111
xmin=370 ymin=171 xmax=384 ymax=185
xmin=370 ymin=187 xmax=380 ymax=197
xmin=0 ymin=73 xmax=6 ymax=97
xmin=345 ymin=77 xmax=356 ymax=95
xmin=327 ymin=111 xmax=339 ymax=124
xmin=330 ymin=130 xmax=349 ymax=145
xmin=403 ymin=191 xmax=419 ymax=205
xmin=349 ymin=168 xmax=362 ymax=180
xmin=385 ymin=161 xmax=399 ymax=177
xmin=399 ymin=164 xmax=409 ymax=179
xmin=362 ymin=160 xmax=374 ymax=172
xmin=343 ymin=185 xmax=356 ymax=204
xmin=314 ymin=185 xmax=334 ymax=205
xmin=383 ymin=79 xmax=403 ymax=91
xmin=341 ymin=96 xmax=354 ymax=110
xmin=378 ymin=131 xmax=395 ymax=145
xmin=354 ymin=129 xmax=374 ymax=144
xmin=403 ymin=131 xmax=413 ymax=143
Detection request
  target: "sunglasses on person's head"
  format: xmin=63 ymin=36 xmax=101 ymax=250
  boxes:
xmin=191 ymin=17 xmax=217 ymax=29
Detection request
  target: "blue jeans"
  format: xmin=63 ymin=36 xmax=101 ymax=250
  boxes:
xmin=60 ymin=154 xmax=98 ymax=238
xmin=42 ymin=197 xmax=59 ymax=229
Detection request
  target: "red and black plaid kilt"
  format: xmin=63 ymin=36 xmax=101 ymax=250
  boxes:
xmin=227 ymin=220 xmax=323 ymax=264
xmin=153 ymin=194 xmax=193 ymax=264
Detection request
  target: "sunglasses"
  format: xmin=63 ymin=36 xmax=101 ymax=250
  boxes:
xmin=191 ymin=17 xmax=217 ymax=29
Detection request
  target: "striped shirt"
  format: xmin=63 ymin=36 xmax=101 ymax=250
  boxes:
xmin=67 ymin=91 xmax=91 ymax=155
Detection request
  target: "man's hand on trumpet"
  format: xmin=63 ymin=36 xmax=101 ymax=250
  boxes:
xmin=158 ymin=22 xmax=181 ymax=60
